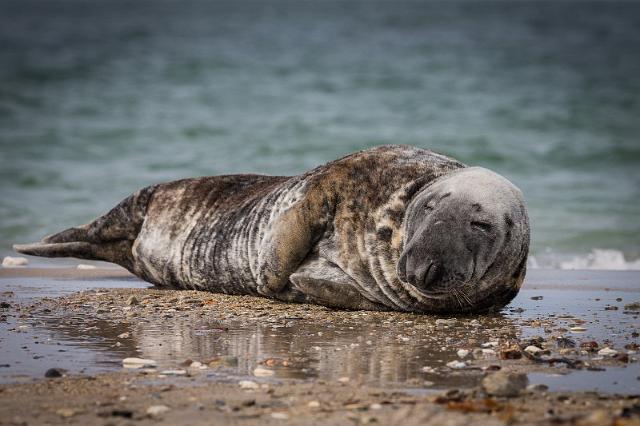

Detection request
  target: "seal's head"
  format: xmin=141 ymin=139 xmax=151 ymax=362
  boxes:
xmin=397 ymin=167 xmax=529 ymax=313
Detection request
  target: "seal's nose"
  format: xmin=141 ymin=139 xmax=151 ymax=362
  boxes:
xmin=407 ymin=261 xmax=443 ymax=289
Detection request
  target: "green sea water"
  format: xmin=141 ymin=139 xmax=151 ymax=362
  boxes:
xmin=1 ymin=1 xmax=639 ymax=268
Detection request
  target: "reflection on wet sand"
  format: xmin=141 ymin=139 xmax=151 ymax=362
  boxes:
xmin=2 ymin=269 xmax=640 ymax=394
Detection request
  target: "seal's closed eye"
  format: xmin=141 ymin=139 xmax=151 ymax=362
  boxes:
xmin=470 ymin=221 xmax=493 ymax=233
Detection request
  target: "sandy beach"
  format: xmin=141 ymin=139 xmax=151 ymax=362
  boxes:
xmin=1 ymin=267 xmax=640 ymax=425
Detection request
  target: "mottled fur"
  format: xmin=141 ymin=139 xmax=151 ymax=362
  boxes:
xmin=14 ymin=145 xmax=529 ymax=313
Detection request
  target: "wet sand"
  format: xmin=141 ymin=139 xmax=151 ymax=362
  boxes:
xmin=1 ymin=267 xmax=640 ymax=425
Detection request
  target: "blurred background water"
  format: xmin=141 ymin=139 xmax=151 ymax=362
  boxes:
xmin=0 ymin=0 xmax=639 ymax=269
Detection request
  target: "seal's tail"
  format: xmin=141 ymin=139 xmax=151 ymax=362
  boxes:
xmin=13 ymin=185 xmax=156 ymax=272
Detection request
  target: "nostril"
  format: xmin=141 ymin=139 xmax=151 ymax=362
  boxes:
xmin=422 ymin=263 xmax=441 ymax=288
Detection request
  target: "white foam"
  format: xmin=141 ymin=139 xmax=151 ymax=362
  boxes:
xmin=528 ymin=249 xmax=640 ymax=271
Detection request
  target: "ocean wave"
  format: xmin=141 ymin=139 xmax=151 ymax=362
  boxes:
xmin=528 ymin=249 xmax=640 ymax=271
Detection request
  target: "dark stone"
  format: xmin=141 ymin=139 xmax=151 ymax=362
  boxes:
xmin=44 ymin=368 xmax=63 ymax=378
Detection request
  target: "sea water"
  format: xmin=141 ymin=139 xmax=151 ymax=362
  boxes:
xmin=1 ymin=1 xmax=639 ymax=268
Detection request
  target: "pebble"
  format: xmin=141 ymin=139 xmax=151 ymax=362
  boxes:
xmin=122 ymin=358 xmax=157 ymax=368
xmin=239 ymin=380 xmax=259 ymax=390
xmin=271 ymin=412 xmax=289 ymax=420
xmin=369 ymin=403 xmax=383 ymax=410
xmin=524 ymin=345 xmax=543 ymax=354
xmin=44 ymin=368 xmax=64 ymax=378
xmin=253 ymin=367 xmax=275 ymax=377
xmin=117 ymin=332 xmax=130 ymax=339
xmin=2 ymin=256 xmax=28 ymax=267
xmin=160 ymin=369 xmax=187 ymax=376
xmin=338 ymin=376 xmax=350 ymax=383
xmin=446 ymin=360 xmax=466 ymax=369
xmin=126 ymin=296 xmax=139 ymax=306
xmin=570 ymin=326 xmax=587 ymax=332
xmin=76 ymin=264 xmax=96 ymax=270
xmin=482 ymin=341 xmax=499 ymax=348
xmin=456 ymin=349 xmax=469 ymax=358
xmin=307 ymin=400 xmax=321 ymax=408
xmin=597 ymin=347 xmax=618 ymax=357
xmin=190 ymin=361 xmax=202 ymax=368
xmin=482 ymin=372 xmax=529 ymax=397
xmin=146 ymin=405 xmax=170 ymax=416
xmin=56 ymin=408 xmax=76 ymax=418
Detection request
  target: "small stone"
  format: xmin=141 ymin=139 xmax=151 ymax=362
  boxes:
xmin=122 ymin=357 xmax=157 ymax=368
xmin=457 ymin=349 xmax=469 ymax=358
xmin=239 ymin=380 xmax=259 ymax=390
xmin=271 ymin=412 xmax=289 ymax=420
xmin=126 ymin=296 xmax=139 ymax=306
xmin=56 ymin=408 xmax=76 ymax=418
xmin=2 ymin=256 xmax=28 ymax=267
xmin=446 ymin=360 xmax=467 ymax=369
xmin=160 ymin=369 xmax=187 ymax=376
xmin=253 ymin=367 xmax=274 ymax=377
xmin=370 ymin=403 xmax=383 ymax=410
xmin=570 ymin=326 xmax=587 ymax=332
xmin=146 ymin=405 xmax=170 ymax=416
xmin=77 ymin=264 xmax=96 ymax=270
xmin=482 ymin=372 xmax=529 ymax=397
xmin=597 ymin=347 xmax=618 ymax=357
xmin=338 ymin=376 xmax=350 ymax=383
xmin=44 ymin=368 xmax=64 ymax=378
xmin=482 ymin=341 xmax=499 ymax=348
xmin=530 ymin=296 xmax=543 ymax=300
xmin=189 ymin=361 xmax=202 ymax=368
xmin=117 ymin=332 xmax=130 ymax=339
xmin=524 ymin=345 xmax=543 ymax=354
xmin=307 ymin=401 xmax=321 ymax=408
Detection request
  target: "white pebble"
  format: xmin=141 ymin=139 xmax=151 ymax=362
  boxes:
xmin=307 ymin=401 xmax=320 ymax=408
xmin=482 ymin=341 xmax=499 ymax=348
xmin=370 ymin=403 xmax=383 ymax=410
xmin=338 ymin=376 xmax=350 ymax=383
xmin=457 ymin=349 xmax=469 ymax=358
xmin=122 ymin=357 xmax=156 ymax=368
xmin=160 ymin=369 xmax=187 ymax=376
xmin=271 ymin=412 xmax=289 ymax=420
xmin=253 ymin=367 xmax=274 ymax=377
xmin=598 ymin=347 xmax=618 ymax=357
xmin=146 ymin=405 xmax=170 ymax=416
xmin=570 ymin=326 xmax=587 ymax=332
xmin=239 ymin=380 xmax=259 ymax=390
xmin=446 ymin=360 xmax=467 ymax=369
xmin=524 ymin=345 xmax=543 ymax=354
xmin=189 ymin=361 xmax=202 ymax=368
xmin=2 ymin=256 xmax=28 ymax=267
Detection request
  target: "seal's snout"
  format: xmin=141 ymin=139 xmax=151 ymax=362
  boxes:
xmin=403 ymin=258 xmax=443 ymax=290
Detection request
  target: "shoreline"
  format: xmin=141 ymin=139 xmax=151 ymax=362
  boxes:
xmin=1 ymin=267 xmax=640 ymax=424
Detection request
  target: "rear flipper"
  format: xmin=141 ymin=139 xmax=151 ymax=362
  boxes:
xmin=289 ymin=255 xmax=389 ymax=311
xmin=13 ymin=185 xmax=156 ymax=272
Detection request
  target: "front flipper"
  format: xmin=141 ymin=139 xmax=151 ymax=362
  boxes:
xmin=256 ymin=192 xmax=329 ymax=296
xmin=289 ymin=255 xmax=389 ymax=311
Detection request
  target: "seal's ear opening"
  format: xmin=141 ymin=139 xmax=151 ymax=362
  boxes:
xmin=396 ymin=251 xmax=408 ymax=283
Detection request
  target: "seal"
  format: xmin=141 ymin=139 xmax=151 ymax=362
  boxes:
xmin=14 ymin=145 xmax=529 ymax=313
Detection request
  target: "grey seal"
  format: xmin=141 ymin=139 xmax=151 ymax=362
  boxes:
xmin=14 ymin=145 xmax=530 ymax=313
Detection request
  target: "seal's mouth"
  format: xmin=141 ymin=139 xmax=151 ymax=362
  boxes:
xmin=403 ymin=262 xmax=521 ymax=314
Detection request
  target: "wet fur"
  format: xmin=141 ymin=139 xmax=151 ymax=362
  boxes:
xmin=14 ymin=145 xmax=528 ymax=313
